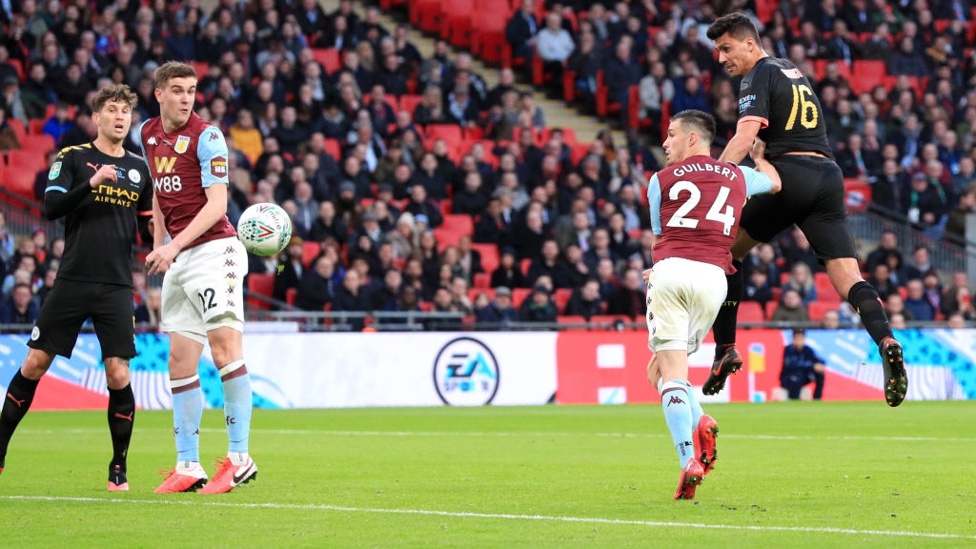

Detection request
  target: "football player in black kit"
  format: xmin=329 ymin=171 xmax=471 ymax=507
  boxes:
xmin=0 ymin=84 xmax=153 ymax=489
xmin=703 ymin=13 xmax=907 ymax=407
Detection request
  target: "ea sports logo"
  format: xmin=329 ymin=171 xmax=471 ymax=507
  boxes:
xmin=433 ymin=337 xmax=500 ymax=406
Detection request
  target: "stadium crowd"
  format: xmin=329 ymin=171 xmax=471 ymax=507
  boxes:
xmin=0 ymin=0 xmax=975 ymax=329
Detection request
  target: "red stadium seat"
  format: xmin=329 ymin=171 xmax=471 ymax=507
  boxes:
xmin=399 ymin=94 xmax=423 ymax=116
xmin=553 ymin=288 xmax=573 ymax=313
xmin=302 ymin=241 xmax=322 ymax=268
xmin=286 ymin=287 xmax=297 ymax=306
xmin=808 ymin=301 xmax=835 ymax=322
xmin=20 ymin=134 xmax=56 ymax=154
xmin=323 ymin=138 xmax=341 ymax=160
xmin=814 ymin=272 xmax=840 ymax=302
xmin=28 ymin=119 xmax=45 ymax=135
xmin=739 ymin=301 xmax=766 ymax=323
xmin=246 ymin=273 xmax=275 ymax=310
xmin=311 ymin=48 xmax=342 ymax=74
xmin=471 ymin=243 xmax=499 ymax=275
xmin=189 ymin=61 xmax=209 ymax=78
xmin=473 ymin=272 xmax=491 ymax=289
xmin=6 ymin=118 xmax=26 ymax=145
xmin=850 ymin=60 xmax=886 ymax=95
xmin=557 ymin=315 xmax=588 ymax=329
xmin=511 ymin=287 xmax=532 ymax=309
xmin=6 ymin=149 xmax=47 ymax=174
xmin=425 ymin=124 xmax=463 ymax=143
xmin=843 ymin=178 xmax=872 ymax=212
xmin=1 ymin=163 xmax=36 ymax=202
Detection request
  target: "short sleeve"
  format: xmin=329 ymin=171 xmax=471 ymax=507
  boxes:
xmin=737 ymin=66 xmax=773 ymax=128
xmin=647 ymin=173 xmax=663 ymax=235
xmin=196 ymin=125 xmax=230 ymax=188
xmin=740 ymin=166 xmax=774 ymax=196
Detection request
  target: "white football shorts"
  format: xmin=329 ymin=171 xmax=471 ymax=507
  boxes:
xmin=645 ymin=257 xmax=728 ymax=354
xmin=160 ymin=236 xmax=247 ymax=343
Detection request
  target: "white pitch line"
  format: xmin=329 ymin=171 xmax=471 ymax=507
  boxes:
xmin=0 ymin=495 xmax=972 ymax=541
xmin=19 ymin=428 xmax=976 ymax=443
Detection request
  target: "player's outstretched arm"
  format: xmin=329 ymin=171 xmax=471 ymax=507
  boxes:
xmin=719 ymin=119 xmax=762 ymax=165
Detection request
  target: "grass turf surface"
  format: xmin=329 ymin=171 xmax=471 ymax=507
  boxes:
xmin=0 ymin=402 xmax=973 ymax=548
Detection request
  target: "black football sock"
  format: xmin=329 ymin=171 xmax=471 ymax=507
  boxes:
xmin=107 ymin=384 xmax=136 ymax=468
xmin=848 ymin=281 xmax=893 ymax=346
xmin=712 ymin=260 xmax=743 ymax=359
xmin=0 ymin=370 xmax=41 ymax=464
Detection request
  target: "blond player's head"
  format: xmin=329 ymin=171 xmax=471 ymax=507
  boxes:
xmin=91 ymin=84 xmax=137 ymax=144
xmin=663 ymin=110 xmax=715 ymax=166
xmin=153 ymin=61 xmax=198 ymax=131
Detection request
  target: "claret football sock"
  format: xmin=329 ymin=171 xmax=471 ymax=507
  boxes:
xmin=661 ymin=380 xmax=695 ymax=468
xmin=171 ymin=375 xmax=203 ymax=463
xmin=219 ymin=361 xmax=252 ymax=455
xmin=0 ymin=370 xmax=40 ymax=464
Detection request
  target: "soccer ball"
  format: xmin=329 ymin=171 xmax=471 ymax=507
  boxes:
xmin=236 ymin=203 xmax=293 ymax=257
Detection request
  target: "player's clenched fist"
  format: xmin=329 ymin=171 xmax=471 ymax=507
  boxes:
xmin=90 ymin=164 xmax=118 ymax=188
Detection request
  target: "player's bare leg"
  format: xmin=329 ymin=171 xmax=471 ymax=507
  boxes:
xmin=0 ymin=350 xmax=54 ymax=474
xmin=199 ymin=326 xmax=256 ymax=494
xmin=704 ymin=230 xmax=760 ymax=395
xmin=156 ymin=333 xmax=209 ymax=493
xmin=105 ymin=357 xmax=135 ymax=491
xmin=826 ymin=257 xmax=907 ymax=406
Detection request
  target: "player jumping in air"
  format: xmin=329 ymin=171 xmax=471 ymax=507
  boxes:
xmin=645 ymin=110 xmax=780 ymax=499
xmin=704 ymin=13 xmax=908 ymax=407
xmin=142 ymin=62 xmax=257 ymax=494
xmin=0 ymin=85 xmax=152 ymax=491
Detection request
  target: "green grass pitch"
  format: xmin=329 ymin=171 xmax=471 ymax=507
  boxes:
xmin=0 ymin=402 xmax=973 ymax=548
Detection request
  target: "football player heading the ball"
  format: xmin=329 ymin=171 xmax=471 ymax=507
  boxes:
xmin=142 ymin=61 xmax=257 ymax=494
xmin=704 ymin=13 xmax=907 ymax=407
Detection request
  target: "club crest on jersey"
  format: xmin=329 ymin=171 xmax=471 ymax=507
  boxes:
xmin=128 ymin=169 xmax=142 ymax=185
xmin=175 ymin=135 xmax=191 ymax=154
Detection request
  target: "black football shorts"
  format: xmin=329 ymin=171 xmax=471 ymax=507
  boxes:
xmin=28 ymin=279 xmax=136 ymax=359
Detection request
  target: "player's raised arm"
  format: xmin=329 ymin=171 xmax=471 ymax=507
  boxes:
xmin=718 ymin=119 xmax=762 ymax=165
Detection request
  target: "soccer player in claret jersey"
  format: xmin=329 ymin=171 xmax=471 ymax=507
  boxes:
xmin=141 ymin=62 xmax=257 ymax=494
xmin=0 ymin=84 xmax=152 ymax=491
xmin=704 ymin=13 xmax=907 ymax=407
xmin=644 ymin=110 xmax=781 ymax=499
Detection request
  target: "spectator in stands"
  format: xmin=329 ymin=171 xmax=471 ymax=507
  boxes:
xmin=781 ymin=229 xmax=820 ymax=274
xmin=946 ymin=185 xmax=975 ymax=239
xmin=771 ymin=289 xmax=810 ymax=323
xmin=132 ymin=283 xmax=162 ymax=327
xmin=903 ymin=278 xmax=936 ymax=321
xmin=0 ymin=212 xmax=13 ymax=266
xmin=783 ymin=262 xmax=818 ymax=305
xmin=448 ymin=276 xmax=474 ymax=315
xmin=371 ymin=268 xmax=402 ymax=312
xmin=837 ymin=134 xmax=881 ymax=182
xmin=41 ymin=102 xmax=73 ymax=145
xmin=0 ymin=283 xmax=38 ymax=325
xmin=865 ymin=230 xmax=901 ymax=273
xmin=822 ymin=309 xmax=841 ymax=329
xmin=527 ymin=239 xmax=570 ymax=289
xmin=774 ymin=330 xmax=825 ymax=401
xmin=744 ymin=269 xmax=774 ymax=307
xmin=904 ymin=172 xmax=948 ymax=230
xmin=273 ymin=237 xmax=305 ymax=306
xmin=491 ymin=247 xmax=526 ymax=289
xmin=520 ymin=285 xmax=556 ymax=322
xmin=606 ymin=267 xmax=645 ymax=319
xmin=333 ymin=269 xmax=371 ymax=330
xmin=536 ymin=12 xmax=574 ymax=98
xmin=455 ymin=236 xmax=483 ymax=281
xmin=885 ymin=292 xmax=914 ymax=322
xmin=867 ymin=262 xmax=899 ymax=301
xmin=603 ymin=36 xmax=641 ymax=124
xmin=874 ymin=159 xmax=911 ymax=213
xmin=941 ymin=271 xmax=975 ymax=320
xmin=476 ymin=286 xmax=519 ymax=325
xmin=564 ymin=278 xmax=603 ymax=319
xmin=453 ymin=172 xmax=489 ymax=216
xmin=506 ymin=0 xmax=539 ymax=66
xmin=582 ymin=227 xmax=617 ymax=272
xmin=513 ymin=207 xmax=549 ymax=262
xmin=404 ymin=185 xmax=442 ymax=229
xmin=297 ymin=255 xmax=337 ymax=312
xmin=888 ymin=36 xmax=928 ymax=77
xmin=0 ymin=105 xmax=21 ymax=150
xmin=671 ymin=76 xmax=711 ymax=116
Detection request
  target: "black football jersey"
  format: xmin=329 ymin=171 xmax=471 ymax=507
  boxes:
xmin=736 ymin=57 xmax=834 ymax=160
xmin=44 ymin=143 xmax=153 ymax=286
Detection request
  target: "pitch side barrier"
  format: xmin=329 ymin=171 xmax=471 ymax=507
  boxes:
xmin=0 ymin=329 xmax=972 ymax=409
